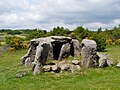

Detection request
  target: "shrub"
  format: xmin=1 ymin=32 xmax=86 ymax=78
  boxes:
xmin=105 ymin=39 xmax=113 ymax=45
xmin=5 ymin=36 xmax=28 ymax=50
xmin=7 ymin=47 xmax=15 ymax=52
xmin=115 ymin=39 xmax=120 ymax=45
xmin=91 ymin=34 xmax=106 ymax=51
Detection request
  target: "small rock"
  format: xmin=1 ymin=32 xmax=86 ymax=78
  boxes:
xmin=107 ymin=60 xmax=114 ymax=66
xmin=69 ymin=64 xmax=75 ymax=73
xmin=72 ymin=60 xmax=80 ymax=65
xmin=75 ymin=65 xmax=81 ymax=70
xmin=16 ymin=73 xmax=23 ymax=78
xmin=15 ymin=72 xmax=27 ymax=78
xmin=116 ymin=61 xmax=120 ymax=67
xmin=43 ymin=65 xmax=51 ymax=72
xmin=51 ymin=65 xmax=58 ymax=71
xmin=99 ymin=59 xmax=108 ymax=67
xmin=59 ymin=64 xmax=70 ymax=71
xmin=99 ymin=54 xmax=108 ymax=67
xmin=51 ymin=65 xmax=60 ymax=73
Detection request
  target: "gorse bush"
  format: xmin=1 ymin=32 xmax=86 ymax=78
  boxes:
xmin=105 ymin=38 xmax=113 ymax=45
xmin=115 ymin=39 xmax=120 ymax=45
xmin=5 ymin=36 xmax=28 ymax=50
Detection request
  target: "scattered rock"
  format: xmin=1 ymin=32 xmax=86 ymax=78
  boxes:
xmin=99 ymin=59 xmax=108 ymax=67
xmin=107 ymin=60 xmax=114 ymax=66
xmin=75 ymin=65 xmax=81 ymax=70
xmin=51 ymin=65 xmax=60 ymax=73
xmin=72 ymin=60 xmax=80 ymax=65
xmin=43 ymin=65 xmax=51 ymax=72
xmin=116 ymin=61 xmax=120 ymax=68
xmin=51 ymin=65 xmax=58 ymax=71
xmin=59 ymin=64 xmax=70 ymax=71
xmin=15 ymin=72 xmax=27 ymax=78
xmin=16 ymin=73 xmax=23 ymax=78
xmin=99 ymin=54 xmax=113 ymax=67
xmin=69 ymin=64 xmax=76 ymax=73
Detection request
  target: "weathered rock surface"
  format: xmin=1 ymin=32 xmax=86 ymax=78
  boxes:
xmin=51 ymin=65 xmax=60 ymax=73
xmin=59 ymin=64 xmax=70 ymax=71
xmin=98 ymin=54 xmax=113 ymax=67
xmin=25 ymin=57 xmax=32 ymax=67
xmin=116 ymin=61 xmax=120 ymax=67
xmin=69 ymin=64 xmax=76 ymax=73
xmin=81 ymin=39 xmax=97 ymax=49
xmin=75 ymin=65 xmax=81 ymax=70
xmin=58 ymin=43 xmax=71 ymax=60
xmin=107 ymin=60 xmax=114 ymax=66
xmin=43 ymin=65 xmax=51 ymax=72
xmin=33 ymin=64 xmax=42 ymax=75
xmin=72 ymin=60 xmax=80 ymax=65
xmin=51 ymin=65 xmax=59 ymax=71
xmin=15 ymin=72 xmax=27 ymax=78
xmin=99 ymin=54 xmax=108 ymax=67
xmin=81 ymin=42 xmax=99 ymax=68
xmin=72 ymin=39 xmax=81 ymax=56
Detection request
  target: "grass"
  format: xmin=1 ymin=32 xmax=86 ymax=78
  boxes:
xmin=0 ymin=46 xmax=120 ymax=90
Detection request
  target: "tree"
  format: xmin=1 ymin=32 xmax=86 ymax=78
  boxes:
xmin=97 ymin=27 xmax=102 ymax=34
xmin=50 ymin=26 xmax=70 ymax=36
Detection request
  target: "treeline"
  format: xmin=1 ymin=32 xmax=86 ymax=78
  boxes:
xmin=0 ymin=25 xmax=120 ymax=51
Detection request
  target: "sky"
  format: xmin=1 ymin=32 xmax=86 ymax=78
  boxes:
xmin=0 ymin=0 xmax=120 ymax=31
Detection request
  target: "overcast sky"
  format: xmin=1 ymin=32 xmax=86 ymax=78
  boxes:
xmin=0 ymin=0 xmax=120 ymax=31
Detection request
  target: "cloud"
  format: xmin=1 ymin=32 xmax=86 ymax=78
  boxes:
xmin=84 ymin=19 xmax=120 ymax=31
xmin=0 ymin=0 xmax=120 ymax=30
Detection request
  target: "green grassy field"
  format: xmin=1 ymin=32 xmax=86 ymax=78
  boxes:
xmin=0 ymin=46 xmax=120 ymax=90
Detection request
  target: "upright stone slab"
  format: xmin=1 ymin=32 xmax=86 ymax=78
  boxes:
xmin=81 ymin=39 xmax=99 ymax=68
xmin=72 ymin=39 xmax=81 ymax=57
xmin=58 ymin=43 xmax=71 ymax=61
xmin=81 ymin=39 xmax=97 ymax=49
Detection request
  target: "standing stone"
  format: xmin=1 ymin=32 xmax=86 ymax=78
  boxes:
xmin=58 ymin=43 xmax=71 ymax=61
xmin=81 ymin=39 xmax=97 ymax=49
xmin=25 ymin=57 xmax=32 ymax=67
xmin=33 ymin=43 xmax=51 ymax=65
xmin=72 ymin=39 xmax=81 ymax=56
xmin=81 ymin=46 xmax=99 ymax=68
xmin=33 ymin=64 xmax=42 ymax=75
xmin=20 ymin=43 xmax=37 ymax=65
